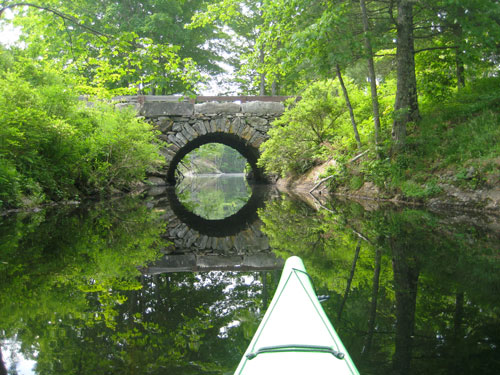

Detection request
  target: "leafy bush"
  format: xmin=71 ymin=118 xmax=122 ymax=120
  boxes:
xmin=79 ymin=104 xmax=165 ymax=193
xmin=400 ymin=180 xmax=442 ymax=200
xmin=0 ymin=158 xmax=20 ymax=208
xmin=360 ymin=157 xmax=392 ymax=189
xmin=0 ymin=49 xmax=164 ymax=209
xmin=356 ymin=76 xmax=500 ymax=198
xmin=349 ymin=175 xmax=364 ymax=190
xmin=258 ymin=79 xmax=371 ymax=177
xmin=395 ymin=77 xmax=500 ymax=185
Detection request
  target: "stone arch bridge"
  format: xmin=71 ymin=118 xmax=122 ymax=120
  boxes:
xmin=116 ymin=96 xmax=289 ymax=183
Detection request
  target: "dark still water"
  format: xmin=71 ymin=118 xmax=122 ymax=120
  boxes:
xmin=1 ymin=174 xmax=499 ymax=374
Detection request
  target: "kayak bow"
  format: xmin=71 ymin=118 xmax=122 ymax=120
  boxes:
xmin=235 ymin=256 xmax=360 ymax=375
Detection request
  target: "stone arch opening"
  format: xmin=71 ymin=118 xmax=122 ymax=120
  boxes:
xmin=166 ymin=132 xmax=267 ymax=184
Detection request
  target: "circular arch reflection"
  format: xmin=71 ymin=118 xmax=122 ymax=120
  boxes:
xmin=165 ymin=183 xmax=269 ymax=237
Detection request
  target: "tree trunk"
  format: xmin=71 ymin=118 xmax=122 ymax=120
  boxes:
xmin=392 ymin=0 xmax=419 ymax=152
xmin=391 ymin=238 xmax=420 ymax=375
xmin=338 ymin=240 xmax=361 ymax=320
xmin=450 ymin=291 xmax=465 ymax=373
xmin=363 ymin=248 xmax=382 ymax=357
xmin=455 ymin=48 xmax=465 ymax=88
xmin=259 ymin=47 xmax=266 ymax=95
xmin=0 ymin=347 xmax=7 ymax=375
xmin=336 ymin=64 xmax=362 ymax=149
xmin=454 ymin=292 xmax=464 ymax=337
xmin=271 ymin=80 xmax=277 ymax=96
xmin=453 ymin=7 xmax=466 ymax=88
xmin=360 ymin=0 xmax=381 ymax=149
xmin=262 ymin=271 xmax=269 ymax=309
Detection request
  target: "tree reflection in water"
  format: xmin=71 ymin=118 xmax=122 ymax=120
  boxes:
xmin=0 ymin=198 xmax=272 ymax=374
xmin=176 ymin=174 xmax=251 ymax=220
xmin=259 ymin=196 xmax=500 ymax=374
xmin=0 ymin=192 xmax=499 ymax=374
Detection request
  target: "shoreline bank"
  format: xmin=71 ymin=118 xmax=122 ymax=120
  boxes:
xmin=275 ymin=161 xmax=500 ymax=214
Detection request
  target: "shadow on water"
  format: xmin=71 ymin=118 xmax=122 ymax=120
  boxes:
xmin=0 ymin=185 xmax=499 ymax=374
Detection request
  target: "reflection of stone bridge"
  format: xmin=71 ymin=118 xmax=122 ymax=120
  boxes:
xmin=152 ymin=185 xmax=273 ymax=254
xmin=144 ymin=185 xmax=282 ymax=273
xmin=116 ymin=96 xmax=288 ymax=183
xmin=143 ymin=254 xmax=284 ymax=274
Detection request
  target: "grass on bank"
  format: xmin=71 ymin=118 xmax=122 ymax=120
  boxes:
xmin=381 ymin=77 xmax=500 ymax=199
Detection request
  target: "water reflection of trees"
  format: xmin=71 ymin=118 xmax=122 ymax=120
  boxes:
xmin=176 ymin=175 xmax=251 ymax=220
xmin=2 ymin=193 xmax=499 ymax=374
xmin=29 ymin=272 xmax=265 ymax=374
xmin=0 ymin=198 xmax=272 ymax=374
xmin=259 ymin=197 xmax=500 ymax=375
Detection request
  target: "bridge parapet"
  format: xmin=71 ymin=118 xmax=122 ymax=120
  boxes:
xmin=116 ymin=95 xmax=286 ymax=117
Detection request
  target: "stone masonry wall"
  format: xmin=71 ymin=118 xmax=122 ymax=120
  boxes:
xmin=116 ymin=96 xmax=284 ymax=180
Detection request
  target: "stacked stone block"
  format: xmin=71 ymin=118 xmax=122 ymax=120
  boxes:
xmin=116 ymin=97 xmax=284 ymax=176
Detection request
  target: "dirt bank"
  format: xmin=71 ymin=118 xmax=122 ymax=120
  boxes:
xmin=276 ymin=160 xmax=500 ymax=213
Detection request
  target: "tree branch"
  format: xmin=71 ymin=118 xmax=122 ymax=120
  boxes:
xmin=388 ymin=0 xmax=396 ymax=25
xmin=414 ymin=32 xmax=444 ymax=40
xmin=414 ymin=45 xmax=458 ymax=53
xmin=0 ymin=2 xmax=109 ymax=40
xmin=310 ymin=174 xmax=335 ymax=194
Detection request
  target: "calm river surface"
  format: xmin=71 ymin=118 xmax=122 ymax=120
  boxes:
xmin=1 ymin=174 xmax=499 ymax=374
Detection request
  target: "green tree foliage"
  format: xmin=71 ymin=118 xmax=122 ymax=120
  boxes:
xmin=176 ymin=174 xmax=251 ymax=219
xmin=362 ymin=77 xmax=500 ymax=198
xmin=190 ymin=0 xmax=370 ymax=94
xmin=188 ymin=0 xmax=268 ymax=94
xmin=258 ymin=79 xmax=395 ymax=177
xmin=191 ymin=0 xmax=500 ymax=153
xmin=181 ymin=143 xmax=247 ymax=174
xmin=245 ymin=0 xmax=500 ymax=191
xmin=1 ymin=0 xmax=208 ymax=95
xmin=0 ymin=48 xmax=164 ymax=209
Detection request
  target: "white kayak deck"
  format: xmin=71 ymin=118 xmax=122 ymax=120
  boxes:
xmin=235 ymin=256 xmax=360 ymax=375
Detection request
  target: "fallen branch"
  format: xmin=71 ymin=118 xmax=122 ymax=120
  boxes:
xmin=308 ymin=191 xmax=335 ymax=213
xmin=348 ymin=149 xmax=370 ymax=163
xmin=309 ymin=175 xmax=335 ymax=194
xmin=309 ymin=149 xmax=370 ymax=194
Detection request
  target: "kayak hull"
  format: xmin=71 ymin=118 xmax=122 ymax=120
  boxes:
xmin=234 ymin=256 xmax=359 ymax=375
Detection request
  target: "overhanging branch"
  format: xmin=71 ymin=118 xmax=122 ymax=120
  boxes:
xmin=0 ymin=2 xmax=109 ymax=40
xmin=414 ymin=45 xmax=458 ymax=53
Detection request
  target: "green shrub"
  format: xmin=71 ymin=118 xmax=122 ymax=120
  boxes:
xmin=0 ymin=50 xmax=164 ymax=208
xmin=400 ymin=179 xmax=442 ymax=200
xmin=453 ymin=166 xmax=487 ymax=190
xmin=259 ymin=79 xmax=373 ymax=177
xmin=0 ymin=159 xmax=21 ymax=209
xmin=349 ymin=175 xmax=364 ymax=190
xmin=360 ymin=158 xmax=391 ymax=189
xmin=81 ymin=103 xmax=165 ymax=193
